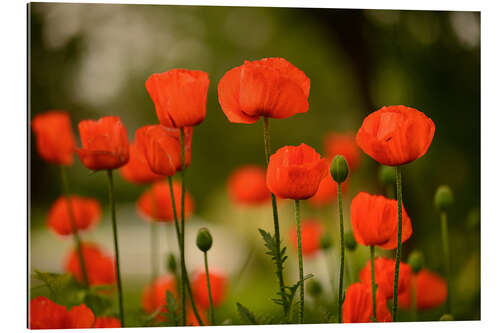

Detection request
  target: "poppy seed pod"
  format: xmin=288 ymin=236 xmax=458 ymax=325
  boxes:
xmin=320 ymin=233 xmax=332 ymax=251
xmin=344 ymin=230 xmax=357 ymax=251
xmin=434 ymin=185 xmax=454 ymax=210
xmin=408 ymin=250 xmax=425 ymax=273
xmin=378 ymin=165 xmax=395 ymax=187
xmin=196 ymin=227 xmax=213 ymax=252
xmin=330 ymin=155 xmax=349 ymax=183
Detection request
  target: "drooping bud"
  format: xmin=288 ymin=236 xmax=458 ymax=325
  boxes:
xmin=166 ymin=253 xmax=177 ymax=273
xmin=407 ymin=250 xmax=424 ymax=273
xmin=330 ymin=155 xmax=349 ymax=183
xmin=378 ymin=165 xmax=395 ymax=187
xmin=307 ymin=279 xmax=323 ymax=297
xmin=434 ymin=185 xmax=454 ymax=210
xmin=196 ymin=227 xmax=213 ymax=252
xmin=320 ymin=233 xmax=332 ymax=251
xmin=344 ymin=230 xmax=357 ymax=251
xmin=440 ymin=314 xmax=454 ymax=321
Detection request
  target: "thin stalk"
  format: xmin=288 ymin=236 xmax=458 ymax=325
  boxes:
xmin=337 ymin=182 xmax=345 ymax=323
xmin=441 ymin=211 xmax=451 ymax=313
xmin=203 ymin=252 xmax=215 ymax=325
xmin=370 ymin=246 xmax=377 ymax=322
xmin=294 ymin=200 xmax=304 ymax=324
xmin=60 ymin=166 xmax=89 ymax=288
xmin=106 ymin=170 xmax=125 ymax=327
xmin=263 ymin=117 xmax=287 ymax=315
xmin=179 ymin=127 xmax=187 ymax=326
xmin=392 ymin=166 xmax=403 ymax=321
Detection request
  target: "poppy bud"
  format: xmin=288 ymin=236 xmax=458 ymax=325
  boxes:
xmin=378 ymin=165 xmax=395 ymax=187
xmin=320 ymin=234 xmax=332 ymax=251
xmin=166 ymin=253 xmax=177 ymax=273
xmin=408 ymin=250 xmax=424 ymax=273
xmin=330 ymin=155 xmax=349 ymax=183
xmin=440 ymin=314 xmax=454 ymax=321
xmin=434 ymin=185 xmax=454 ymax=210
xmin=344 ymin=230 xmax=357 ymax=251
xmin=307 ymin=279 xmax=323 ymax=297
xmin=196 ymin=228 xmax=213 ymax=252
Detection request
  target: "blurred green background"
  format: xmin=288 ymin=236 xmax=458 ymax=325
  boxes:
xmin=29 ymin=3 xmax=480 ymax=324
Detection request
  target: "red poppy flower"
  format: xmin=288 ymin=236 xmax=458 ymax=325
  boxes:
xmin=146 ymin=69 xmax=209 ymax=128
xmin=31 ymin=111 xmax=76 ymax=165
xmin=323 ymin=132 xmax=361 ymax=172
xmin=399 ymin=269 xmax=447 ymax=310
xmin=288 ymin=219 xmax=324 ymax=257
xmin=77 ymin=116 xmax=129 ymax=170
xmin=308 ymin=173 xmax=348 ymax=207
xmin=359 ymin=257 xmax=412 ymax=299
xmin=191 ymin=270 xmax=228 ymax=309
xmin=65 ymin=304 xmax=96 ymax=328
xmin=94 ymin=317 xmax=121 ymax=328
xmin=228 ymin=165 xmax=271 ymax=206
xmin=47 ymin=195 xmax=101 ymax=236
xmin=135 ymin=125 xmax=192 ymax=176
xmin=186 ymin=307 xmax=208 ymax=326
xmin=137 ymin=180 xmax=194 ymax=222
xmin=266 ymin=143 xmax=328 ymax=200
xmin=218 ymin=57 xmax=310 ymax=124
xmin=356 ymin=105 xmax=435 ymax=166
xmin=119 ymin=141 xmax=164 ymax=184
xmin=342 ymin=282 xmax=392 ymax=323
xmin=64 ymin=242 xmax=116 ymax=286
xmin=29 ymin=297 xmax=95 ymax=329
xmin=350 ymin=192 xmax=412 ymax=250
xmin=142 ymin=275 xmax=177 ymax=321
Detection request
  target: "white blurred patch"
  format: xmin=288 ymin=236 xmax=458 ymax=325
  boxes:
xmin=450 ymin=12 xmax=480 ymax=49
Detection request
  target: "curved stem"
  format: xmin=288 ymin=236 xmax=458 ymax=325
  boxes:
xmin=60 ymin=166 xmax=89 ymax=288
xmin=337 ymin=182 xmax=345 ymax=323
xmin=294 ymin=200 xmax=304 ymax=324
xmin=441 ymin=211 xmax=451 ymax=313
xmin=203 ymin=252 xmax=215 ymax=325
xmin=179 ymin=128 xmax=187 ymax=325
xmin=392 ymin=166 xmax=403 ymax=321
xmin=370 ymin=245 xmax=377 ymax=322
xmin=106 ymin=170 xmax=125 ymax=327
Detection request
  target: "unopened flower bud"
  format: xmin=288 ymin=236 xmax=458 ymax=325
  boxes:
xmin=434 ymin=185 xmax=454 ymax=210
xmin=166 ymin=253 xmax=177 ymax=273
xmin=330 ymin=155 xmax=349 ymax=183
xmin=196 ymin=227 xmax=213 ymax=252
xmin=307 ymin=279 xmax=323 ymax=297
xmin=408 ymin=250 xmax=424 ymax=273
xmin=440 ymin=314 xmax=454 ymax=321
xmin=378 ymin=165 xmax=395 ymax=187
xmin=344 ymin=230 xmax=357 ymax=251
xmin=320 ymin=234 xmax=332 ymax=250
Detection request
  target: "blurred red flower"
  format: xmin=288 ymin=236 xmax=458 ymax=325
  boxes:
xmin=191 ymin=270 xmax=228 ymax=310
xmin=228 ymin=165 xmax=271 ymax=206
xmin=29 ymin=296 xmax=95 ymax=329
xmin=47 ymin=195 xmax=101 ymax=236
xmin=93 ymin=317 xmax=121 ymax=328
xmin=308 ymin=173 xmax=348 ymax=207
xmin=218 ymin=57 xmax=310 ymax=124
xmin=31 ymin=110 xmax=76 ymax=165
xmin=359 ymin=257 xmax=412 ymax=299
xmin=399 ymin=269 xmax=447 ymax=310
xmin=323 ymin=132 xmax=361 ymax=172
xmin=64 ymin=242 xmax=116 ymax=286
xmin=356 ymin=105 xmax=435 ymax=166
xmin=350 ymin=192 xmax=412 ymax=250
xmin=288 ymin=219 xmax=324 ymax=257
xmin=342 ymin=282 xmax=392 ymax=323
xmin=135 ymin=125 xmax=192 ymax=176
xmin=146 ymin=69 xmax=209 ymax=128
xmin=141 ymin=275 xmax=177 ymax=320
xmin=77 ymin=116 xmax=129 ymax=170
xmin=266 ymin=143 xmax=328 ymax=200
xmin=137 ymin=180 xmax=194 ymax=222
xmin=186 ymin=307 xmax=208 ymax=326
xmin=119 ymin=141 xmax=164 ymax=184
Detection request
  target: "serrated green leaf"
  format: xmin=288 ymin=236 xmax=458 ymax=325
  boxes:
xmin=236 ymin=302 xmax=258 ymax=325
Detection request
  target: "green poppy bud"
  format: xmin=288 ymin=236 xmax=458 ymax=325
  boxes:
xmin=344 ymin=230 xmax=357 ymax=251
xmin=307 ymin=279 xmax=323 ymax=297
xmin=408 ymin=250 xmax=424 ymax=273
xmin=320 ymin=233 xmax=332 ymax=250
xmin=196 ymin=227 xmax=213 ymax=252
xmin=378 ymin=165 xmax=395 ymax=187
xmin=330 ymin=155 xmax=349 ymax=183
xmin=434 ymin=185 xmax=454 ymax=210
xmin=166 ymin=253 xmax=177 ymax=273
xmin=440 ymin=314 xmax=454 ymax=321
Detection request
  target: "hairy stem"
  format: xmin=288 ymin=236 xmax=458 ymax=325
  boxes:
xmin=204 ymin=252 xmax=215 ymax=325
xmin=370 ymin=245 xmax=377 ymax=322
xmin=337 ymin=182 xmax=345 ymax=323
xmin=392 ymin=166 xmax=403 ymax=321
xmin=294 ymin=200 xmax=304 ymax=324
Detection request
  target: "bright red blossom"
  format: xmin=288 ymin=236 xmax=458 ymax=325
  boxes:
xmin=308 ymin=173 xmax=348 ymax=207
xmin=93 ymin=317 xmax=121 ymax=328
xmin=288 ymin=219 xmax=323 ymax=257
xmin=228 ymin=165 xmax=271 ymax=206
xmin=77 ymin=116 xmax=129 ymax=170
xmin=342 ymin=283 xmax=392 ymax=323
xmin=142 ymin=275 xmax=177 ymax=320
xmin=47 ymin=195 xmax=101 ymax=236
xmin=359 ymin=257 xmax=412 ymax=299
xmin=119 ymin=141 xmax=164 ymax=184
xmin=146 ymin=69 xmax=209 ymax=128
xmin=350 ymin=192 xmax=412 ymax=250
xmin=64 ymin=243 xmax=116 ymax=286
xmin=29 ymin=297 xmax=95 ymax=329
xmin=323 ymin=132 xmax=361 ymax=171
xmin=399 ymin=269 xmax=447 ymax=310
xmin=31 ymin=111 xmax=76 ymax=165
xmin=218 ymin=57 xmax=310 ymax=124
xmin=356 ymin=105 xmax=435 ymax=166
xmin=266 ymin=143 xmax=328 ymax=200
xmin=192 ymin=270 xmax=228 ymax=309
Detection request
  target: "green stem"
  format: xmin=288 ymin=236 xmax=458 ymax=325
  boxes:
xmin=106 ymin=170 xmax=125 ymax=327
xmin=392 ymin=165 xmax=403 ymax=321
xmin=60 ymin=166 xmax=89 ymax=288
xmin=337 ymin=182 xmax=345 ymax=323
xmin=294 ymin=199 xmax=304 ymax=324
xmin=263 ymin=117 xmax=287 ymax=316
xmin=203 ymin=252 xmax=215 ymax=325
xmin=441 ymin=211 xmax=451 ymax=313
xmin=179 ymin=127 xmax=187 ymax=326
xmin=370 ymin=245 xmax=377 ymax=322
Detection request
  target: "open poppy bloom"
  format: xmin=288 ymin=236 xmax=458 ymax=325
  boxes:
xmin=119 ymin=141 xmax=164 ymax=184
xmin=31 ymin=110 xmax=76 ymax=165
xmin=93 ymin=317 xmax=121 ymax=328
xmin=288 ymin=219 xmax=324 ymax=257
xmin=359 ymin=257 xmax=412 ymax=299
xmin=137 ymin=180 xmax=194 ymax=222
xmin=64 ymin=242 xmax=116 ymax=286
xmin=266 ymin=143 xmax=328 ymax=200
xmin=342 ymin=282 xmax=392 ymax=323
xmin=308 ymin=173 xmax=348 ymax=207
xmin=323 ymin=132 xmax=361 ymax=172
xmin=228 ymin=165 xmax=271 ymax=206
xmin=29 ymin=296 xmax=95 ymax=329
xmin=47 ymin=195 xmax=101 ymax=236
xmin=398 ymin=269 xmax=447 ymax=310
xmin=146 ymin=69 xmax=209 ymax=128
xmin=350 ymin=192 xmax=412 ymax=250
xmin=142 ymin=275 xmax=177 ymax=321
xmin=218 ymin=57 xmax=310 ymax=124
xmin=356 ymin=105 xmax=435 ymax=166
xmin=191 ymin=270 xmax=228 ymax=309
xmin=77 ymin=116 xmax=129 ymax=170
xmin=135 ymin=125 xmax=192 ymax=176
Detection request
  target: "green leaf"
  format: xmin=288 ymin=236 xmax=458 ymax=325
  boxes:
xmin=236 ymin=302 xmax=258 ymax=324
xmin=163 ymin=291 xmax=179 ymax=326
xmin=31 ymin=269 xmax=76 ymax=302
